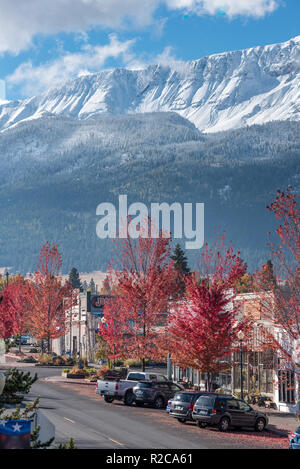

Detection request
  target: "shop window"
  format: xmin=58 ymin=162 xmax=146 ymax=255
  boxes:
xmin=278 ymin=370 xmax=295 ymax=403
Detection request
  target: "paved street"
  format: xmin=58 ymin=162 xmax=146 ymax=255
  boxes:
xmin=2 ymin=365 xmax=287 ymax=449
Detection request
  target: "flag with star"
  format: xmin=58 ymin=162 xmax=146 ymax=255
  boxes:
xmin=0 ymin=419 xmax=31 ymax=449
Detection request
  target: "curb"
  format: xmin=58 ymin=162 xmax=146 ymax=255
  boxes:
xmin=44 ymin=376 xmax=96 ymax=386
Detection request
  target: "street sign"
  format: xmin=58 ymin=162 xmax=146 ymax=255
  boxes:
xmin=91 ymin=294 xmax=112 ymax=316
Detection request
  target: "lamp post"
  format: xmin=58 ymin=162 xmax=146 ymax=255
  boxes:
xmin=237 ymin=330 xmax=245 ymax=400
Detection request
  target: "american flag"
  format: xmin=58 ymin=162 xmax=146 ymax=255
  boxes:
xmin=0 ymin=419 xmax=31 ymax=449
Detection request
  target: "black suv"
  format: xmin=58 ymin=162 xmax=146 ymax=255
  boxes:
xmin=133 ymin=381 xmax=184 ymax=409
xmin=192 ymin=394 xmax=268 ymax=432
xmin=169 ymin=391 xmax=207 ymax=423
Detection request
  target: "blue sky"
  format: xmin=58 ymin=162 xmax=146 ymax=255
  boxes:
xmin=0 ymin=0 xmax=299 ymax=101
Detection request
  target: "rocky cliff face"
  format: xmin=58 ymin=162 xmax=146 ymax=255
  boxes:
xmin=1 ymin=36 xmax=299 ymax=133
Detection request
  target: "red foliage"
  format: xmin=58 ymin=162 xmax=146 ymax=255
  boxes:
xmin=99 ymin=223 xmax=178 ymax=368
xmin=167 ymin=236 xmax=248 ymax=388
xmin=24 ymin=242 xmax=77 ymax=349
xmin=254 ymin=188 xmax=300 ymax=366
xmin=0 ymin=277 xmax=30 ymax=339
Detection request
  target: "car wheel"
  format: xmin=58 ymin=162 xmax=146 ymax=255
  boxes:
xmin=218 ymin=417 xmax=230 ymax=432
xmin=177 ymin=418 xmax=186 ymax=424
xmin=255 ymin=418 xmax=266 ymax=432
xmin=124 ymin=391 xmax=134 ymax=406
xmin=104 ymin=396 xmax=114 ymax=403
xmin=154 ymin=396 xmax=165 ymax=409
xmin=196 ymin=421 xmax=207 ymax=428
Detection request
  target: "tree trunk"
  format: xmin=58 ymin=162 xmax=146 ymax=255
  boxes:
xmin=142 ymin=358 xmax=146 ymax=372
xmin=206 ymin=373 xmax=212 ymax=392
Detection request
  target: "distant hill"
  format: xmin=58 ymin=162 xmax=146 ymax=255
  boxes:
xmin=0 ymin=112 xmax=298 ymax=273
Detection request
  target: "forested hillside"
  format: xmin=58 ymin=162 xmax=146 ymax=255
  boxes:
xmin=0 ymin=113 xmax=298 ymax=273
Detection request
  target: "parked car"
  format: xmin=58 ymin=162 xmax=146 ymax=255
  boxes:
xmin=289 ymin=427 xmax=300 ymax=449
xmin=192 ymin=394 xmax=268 ymax=432
xmin=169 ymin=391 xmax=208 ymax=423
xmin=16 ymin=335 xmax=31 ymax=345
xmin=95 ymin=371 xmax=168 ymax=406
xmin=133 ymin=381 xmax=184 ymax=409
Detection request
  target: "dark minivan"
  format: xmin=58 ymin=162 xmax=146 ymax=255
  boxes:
xmin=169 ymin=391 xmax=206 ymax=423
xmin=133 ymin=381 xmax=184 ymax=409
xmin=193 ymin=394 xmax=268 ymax=432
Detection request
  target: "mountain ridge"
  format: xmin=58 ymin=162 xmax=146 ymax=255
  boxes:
xmin=1 ymin=35 xmax=300 ymax=133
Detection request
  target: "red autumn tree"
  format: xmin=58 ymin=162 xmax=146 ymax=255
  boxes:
xmin=254 ymin=187 xmax=300 ymax=373
xmin=0 ymin=277 xmax=31 ymax=348
xmin=100 ymin=221 xmax=178 ymax=371
xmin=25 ymin=242 xmax=77 ymax=352
xmin=97 ymin=312 xmax=125 ymax=365
xmin=167 ymin=234 xmax=248 ymax=391
xmin=0 ymin=293 xmax=14 ymax=339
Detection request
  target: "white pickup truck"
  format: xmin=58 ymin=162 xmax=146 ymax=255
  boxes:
xmin=95 ymin=371 xmax=168 ymax=405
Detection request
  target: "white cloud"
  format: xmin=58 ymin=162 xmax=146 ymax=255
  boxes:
xmin=0 ymin=0 xmax=159 ymax=54
xmin=7 ymin=35 xmax=136 ymax=96
xmin=165 ymin=0 xmax=279 ymax=18
xmin=0 ymin=0 xmax=280 ymax=54
xmin=0 ymin=80 xmax=6 ymax=100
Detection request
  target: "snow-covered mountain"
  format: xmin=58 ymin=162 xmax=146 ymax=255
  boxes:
xmin=1 ymin=36 xmax=300 ymax=133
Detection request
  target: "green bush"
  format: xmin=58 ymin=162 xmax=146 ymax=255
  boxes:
xmin=0 ymin=368 xmax=38 ymax=404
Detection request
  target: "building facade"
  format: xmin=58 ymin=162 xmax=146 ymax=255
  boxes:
xmin=52 ymin=291 xmax=103 ymax=361
xmin=171 ymin=292 xmax=299 ymax=414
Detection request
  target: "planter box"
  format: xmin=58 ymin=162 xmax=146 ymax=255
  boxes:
xmin=66 ymin=373 xmax=86 ymax=379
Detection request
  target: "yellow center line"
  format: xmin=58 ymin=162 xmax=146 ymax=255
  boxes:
xmin=63 ymin=417 xmax=76 ymax=424
xmin=108 ymin=437 xmax=125 ymax=446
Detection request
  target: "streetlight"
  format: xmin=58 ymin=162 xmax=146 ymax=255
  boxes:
xmin=237 ymin=330 xmax=245 ymax=400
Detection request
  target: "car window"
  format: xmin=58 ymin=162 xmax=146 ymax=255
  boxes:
xmin=173 ymin=393 xmax=194 ymax=403
xmin=170 ymin=384 xmax=182 ymax=391
xmin=156 ymin=383 xmax=169 ymax=389
xmin=149 ymin=374 xmax=167 ymax=381
xmin=215 ymin=398 xmax=227 ymax=409
xmin=226 ymin=399 xmax=239 ymax=410
xmin=127 ymin=373 xmax=145 ymax=381
xmin=195 ymin=396 xmax=215 ymax=408
xmin=136 ymin=382 xmax=153 ymax=388
xmin=238 ymin=401 xmax=252 ymax=412
xmin=227 ymin=399 xmax=239 ymax=410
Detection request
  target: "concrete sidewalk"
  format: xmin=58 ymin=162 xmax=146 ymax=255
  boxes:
xmin=45 ymin=375 xmax=96 ymax=386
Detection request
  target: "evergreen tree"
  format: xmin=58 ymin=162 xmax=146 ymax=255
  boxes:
xmin=171 ymin=243 xmax=190 ymax=296
xmin=82 ymin=280 xmax=88 ymax=292
xmin=68 ymin=267 xmax=81 ymax=289
xmin=89 ymin=278 xmax=96 ymax=294
xmin=0 ymin=368 xmax=38 ymax=405
xmin=171 ymin=244 xmax=190 ymax=276
xmin=260 ymin=260 xmax=276 ymax=291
